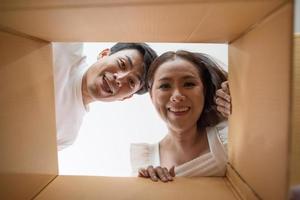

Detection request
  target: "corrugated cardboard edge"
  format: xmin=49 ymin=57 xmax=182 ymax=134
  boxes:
xmin=0 ymin=24 xmax=49 ymax=43
xmin=289 ymin=34 xmax=300 ymax=186
xmin=225 ymin=164 xmax=261 ymax=200
xmin=31 ymin=175 xmax=58 ymax=200
xmin=229 ymin=0 xmax=291 ymax=44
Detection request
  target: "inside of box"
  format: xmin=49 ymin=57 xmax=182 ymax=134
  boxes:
xmin=57 ymin=42 xmax=228 ymax=177
xmin=0 ymin=0 xmax=294 ymax=200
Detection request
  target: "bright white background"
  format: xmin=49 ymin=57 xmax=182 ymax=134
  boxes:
xmin=58 ymin=43 xmax=228 ymax=176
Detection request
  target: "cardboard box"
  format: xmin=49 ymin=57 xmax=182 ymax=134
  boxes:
xmin=0 ymin=0 xmax=296 ymax=199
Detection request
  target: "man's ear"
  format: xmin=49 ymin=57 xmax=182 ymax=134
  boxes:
xmin=119 ymin=94 xmax=133 ymax=101
xmin=97 ymin=48 xmax=110 ymax=60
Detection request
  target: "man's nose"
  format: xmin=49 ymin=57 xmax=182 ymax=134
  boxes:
xmin=170 ymin=89 xmax=186 ymax=102
xmin=114 ymin=72 xmax=129 ymax=87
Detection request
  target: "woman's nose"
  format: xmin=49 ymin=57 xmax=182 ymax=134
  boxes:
xmin=170 ymin=90 xmax=185 ymax=102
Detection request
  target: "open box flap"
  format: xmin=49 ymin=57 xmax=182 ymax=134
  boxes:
xmin=0 ymin=31 xmax=58 ymax=200
xmin=228 ymin=3 xmax=292 ymax=200
xmin=0 ymin=0 xmax=286 ymax=42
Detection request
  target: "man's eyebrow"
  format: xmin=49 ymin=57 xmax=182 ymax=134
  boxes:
xmin=125 ymin=55 xmax=133 ymax=69
xmin=125 ymin=55 xmax=143 ymax=87
xmin=136 ymin=74 xmax=142 ymax=88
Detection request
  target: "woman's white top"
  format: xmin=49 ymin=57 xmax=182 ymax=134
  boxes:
xmin=130 ymin=122 xmax=228 ymax=177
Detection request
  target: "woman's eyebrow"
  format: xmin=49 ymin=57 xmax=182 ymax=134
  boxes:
xmin=158 ymin=77 xmax=171 ymax=82
xmin=157 ymin=75 xmax=198 ymax=82
xmin=182 ymin=75 xmax=198 ymax=80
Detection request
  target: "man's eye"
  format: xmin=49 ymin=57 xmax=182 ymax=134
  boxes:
xmin=158 ymin=83 xmax=171 ymax=90
xmin=184 ymin=82 xmax=196 ymax=88
xmin=129 ymin=78 xmax=135 ymax=88
xmin=119 ymin=59 xmax=126 ymax=70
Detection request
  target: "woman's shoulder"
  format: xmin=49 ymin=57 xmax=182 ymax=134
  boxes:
xmin=130 ymin=143 xmax=158 ymax=161
xmin=207 ymin=121 xmax=228 ymax=150
xmin=130 ymin=143 xmax=159 ymax=175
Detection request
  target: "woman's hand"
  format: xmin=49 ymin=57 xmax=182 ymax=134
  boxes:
xmin=216 ymin=81 xmax=231 ymax=118
xmin=138 ymin=165 xmax=175 ymax=182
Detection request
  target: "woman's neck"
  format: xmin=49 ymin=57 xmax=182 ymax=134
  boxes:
xmin=159 ymin=126 xmax=209 ymax=168
xmin=163 ymin=126 xmax=202 ymax=151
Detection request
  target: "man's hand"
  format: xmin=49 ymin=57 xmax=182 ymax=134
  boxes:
xmin=138 ymin=165 xmax=175 ymax=182
xmin=216 ymin=81 xmax=231 ymax=118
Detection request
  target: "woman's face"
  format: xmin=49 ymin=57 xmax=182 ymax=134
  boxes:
xmin=150 ymin=57 xmax=205 ymax=132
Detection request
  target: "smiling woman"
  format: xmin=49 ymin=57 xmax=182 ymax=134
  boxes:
xmin=131 ymin=50 xmax=228 ymax=182
xmin=58 ymin=43 xmax=228 ymax=176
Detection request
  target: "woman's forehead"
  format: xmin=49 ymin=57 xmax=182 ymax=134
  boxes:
xmin=154 ymin=58 xmax=200 ymax=79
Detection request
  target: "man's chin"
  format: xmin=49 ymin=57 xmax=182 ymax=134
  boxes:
xmin=93 ymin=95 xmax=118 ymax=102
xmin=90 ymin=89 xmax=123 ymax=102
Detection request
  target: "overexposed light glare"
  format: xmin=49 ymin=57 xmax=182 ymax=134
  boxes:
xmin=58 ymin=43 xmax=228 ymax=176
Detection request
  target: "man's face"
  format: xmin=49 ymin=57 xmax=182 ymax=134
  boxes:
xmin=85 ymin=49 xmax=144 ymax=102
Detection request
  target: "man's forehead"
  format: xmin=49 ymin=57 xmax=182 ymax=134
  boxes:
xmin=120 ymin=50 xmax=144 ymax=72
xmin=111 ymin=48 xmax=145 ymax=80
xmin=114 ymin=48 xmax=142 ymax=58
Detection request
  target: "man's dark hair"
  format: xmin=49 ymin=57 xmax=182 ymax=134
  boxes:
xmin=110 ymin=43 xmax=158 ymax=94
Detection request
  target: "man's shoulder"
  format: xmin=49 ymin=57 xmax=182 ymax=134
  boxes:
xmin=53 ymin=43 xmax=84 ymax=62
xmin=53 ymin=42 xmax=84 ymax=53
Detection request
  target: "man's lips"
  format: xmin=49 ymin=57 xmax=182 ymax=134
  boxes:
xmin=100 ymin=75 xmax=113 ymax=95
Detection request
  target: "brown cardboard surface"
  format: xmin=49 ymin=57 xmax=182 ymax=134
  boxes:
xmin=0 ymin=1 xmax=295 ymax=199
xmin=0 ymin=0 xmax=284 ymax=42
xmin=35 ymin=176 xmax=237 ymax=200
xmin=228 ymin=3 xmax=292 ymax=200
xmin=290 ymin=35 xmax=300 ymax=186
xmin=226 ymin=164 xmax=259 ymax=200
xmin=0 ymin=0 xmax=273 ymax=9
xmin=0 ymin=31 xmax=58 ymax=200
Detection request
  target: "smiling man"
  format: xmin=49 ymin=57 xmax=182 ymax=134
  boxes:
xmin=53 ymin=43 xmax=157 ymax=150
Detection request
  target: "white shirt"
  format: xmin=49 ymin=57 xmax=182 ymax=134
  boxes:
xmin=52 ymin=43 xmax=88 ymax=150
xmin=130 ymin=122 xmax=228 ymax=176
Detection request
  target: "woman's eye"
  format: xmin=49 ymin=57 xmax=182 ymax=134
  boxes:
xmin=184 ymin=82 xmax=196 ymax=88
xmin=158 ymin=83 xmax=171 ymax=89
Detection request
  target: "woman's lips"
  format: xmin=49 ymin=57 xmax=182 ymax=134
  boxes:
xmin=168 ymin=107 xmax=191 ymax=116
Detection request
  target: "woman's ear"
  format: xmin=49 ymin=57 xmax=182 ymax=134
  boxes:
xmin=97 ymin=48 xmax=110 ymax=60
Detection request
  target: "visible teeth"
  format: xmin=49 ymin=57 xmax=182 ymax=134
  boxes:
xmin=103 ymin=76 xmax=113 ymax=93
xmin=169 ymin=107 xmax=189 ymax=112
